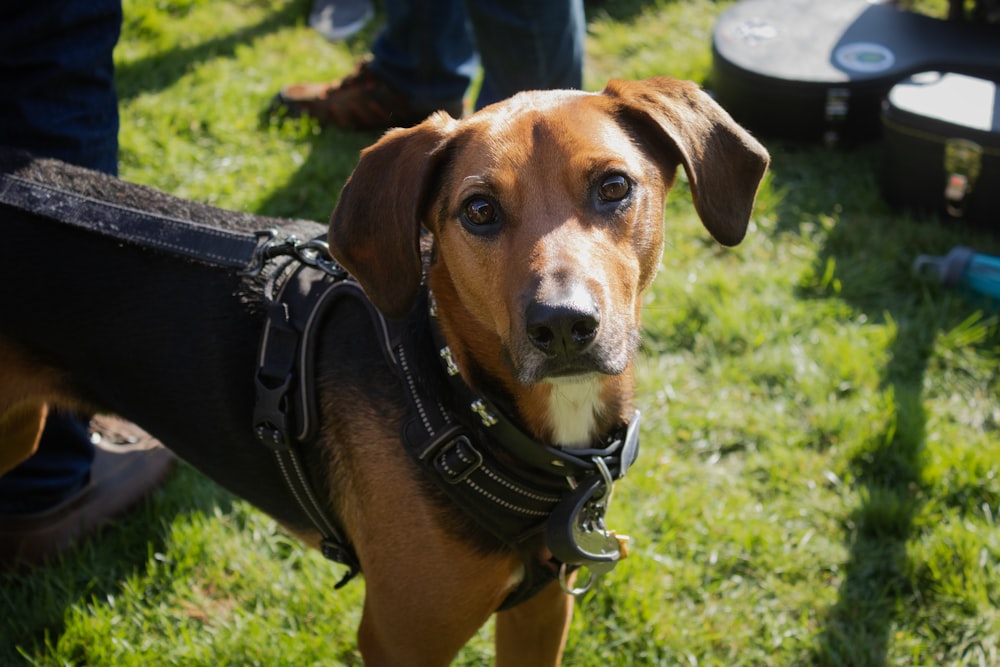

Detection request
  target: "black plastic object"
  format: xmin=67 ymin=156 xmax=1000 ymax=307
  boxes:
xmin=711 ymin=0 xmax=1000 ymax=144
xmin=881 ymin=71 xmax=1000 ymax=226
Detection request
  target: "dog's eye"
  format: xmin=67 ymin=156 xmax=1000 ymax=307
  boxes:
xmin=461 ymin=196 xmax=500 ymax=233
xmin=598 ymin=174 xmax=631 ymax=202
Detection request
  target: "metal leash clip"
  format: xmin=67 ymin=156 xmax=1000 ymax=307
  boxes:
xmin=547 ymin=456 xmax=631 ymax=596
xmin=244 ymin=229 xmax=346 ymax=279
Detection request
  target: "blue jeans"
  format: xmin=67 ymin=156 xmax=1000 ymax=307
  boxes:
xmin=370 ymin=0 xmax=585 ymax=110
xmin=0 ymin=0 xmax=121 ymax=513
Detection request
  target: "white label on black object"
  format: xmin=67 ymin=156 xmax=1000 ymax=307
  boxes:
xmin=834 ymin=42 xmax=895 ymax=73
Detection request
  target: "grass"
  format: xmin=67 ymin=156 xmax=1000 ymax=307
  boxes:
xmin=3 ymin=0 xmax=999 ymax=664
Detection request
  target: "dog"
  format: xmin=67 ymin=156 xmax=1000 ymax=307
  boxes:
xmin=0 ymin=77 xmax=768 ymax=666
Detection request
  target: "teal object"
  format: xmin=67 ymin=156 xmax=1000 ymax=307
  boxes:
xmin=914 ymin=246 xmax=1000 ymax=299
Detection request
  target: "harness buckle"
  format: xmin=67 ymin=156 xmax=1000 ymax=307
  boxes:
xmin=253 ymin=372 xmax=293 ymax=451
xmin=433 ymin=435 xmax=483 ymax=483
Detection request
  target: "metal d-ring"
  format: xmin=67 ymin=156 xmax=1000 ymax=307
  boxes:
xmin=559 ymin=562 xmax=596 ymax=596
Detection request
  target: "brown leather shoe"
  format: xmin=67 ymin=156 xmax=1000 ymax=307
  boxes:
xmin=273 ymin=61 xmax=465 ymax=131
xmin=0 ymin=416 xmax=175 ymax=568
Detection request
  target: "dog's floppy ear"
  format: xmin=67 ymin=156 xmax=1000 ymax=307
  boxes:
xmin=328 ymin=112 xmax=457 ymax=318
xmin=602 ymin=77 xmax=769 ymax=246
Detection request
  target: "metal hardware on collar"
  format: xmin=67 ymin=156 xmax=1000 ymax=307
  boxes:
xmin=544 ymin=415 xmax=639 ymax=585
xmin=439 ymin=345 xmax=460 ymax=376
xmin=243 ymin=229 xmax=280 ymax=276
xmin=470 ymin=399 xmax=498 ymax=427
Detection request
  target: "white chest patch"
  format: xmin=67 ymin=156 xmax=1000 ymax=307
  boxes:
xmin=546 ymin=377 xmax=603 ymax=447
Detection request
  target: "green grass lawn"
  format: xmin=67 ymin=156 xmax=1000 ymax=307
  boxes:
xmin=3 ymin=0 xmax=999 ymax=664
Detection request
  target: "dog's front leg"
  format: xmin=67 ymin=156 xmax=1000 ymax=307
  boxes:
xmin=495 ymin=579 xmax=575 ymax=667
xmin=355 ymin=546 xmax=520 ymax=666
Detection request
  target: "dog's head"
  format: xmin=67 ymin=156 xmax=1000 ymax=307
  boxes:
xmin=329 ymin=77 xmax=768 ymax=390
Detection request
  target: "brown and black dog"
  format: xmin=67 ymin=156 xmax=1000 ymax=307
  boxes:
xmin=0 ymin=77 xmax=768 ymax=666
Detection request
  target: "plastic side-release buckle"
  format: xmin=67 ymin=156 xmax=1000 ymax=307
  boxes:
xmin=253 ymin=373 xmax=292 ymax=450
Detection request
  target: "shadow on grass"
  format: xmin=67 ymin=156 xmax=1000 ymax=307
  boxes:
xmin=115 ymin=0 xmax=309 ymax=103
xmin=0 ymin=464 xmax=236 ymax=665
xmin=252 ymin=120 xmax=376 ymax=223
xmin=767 ymin=142 xmax=1000 ymax=665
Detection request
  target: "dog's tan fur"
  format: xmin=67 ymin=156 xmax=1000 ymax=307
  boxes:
xmin=1 ymin=77 xmax=767 ymax=665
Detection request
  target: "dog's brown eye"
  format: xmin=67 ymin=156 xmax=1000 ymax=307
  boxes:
xmin=598 ymin=174 xmax=631 ymax=202
xmin=462 ymin=196 xmax=499 ymax=231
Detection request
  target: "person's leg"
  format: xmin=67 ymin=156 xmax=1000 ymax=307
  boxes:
xmin=463 ymin=0 xmax=585 ymax=109
xmin=0 ymin=0 xmax=121 ymax=175
xmin=368 ymin=0 xmax=477 ymax=106
xmin=274 ymin=0 xmax=477 ymax=131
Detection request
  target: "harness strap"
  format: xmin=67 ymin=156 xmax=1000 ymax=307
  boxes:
xmin=253 ymin=263 xmax=361 ymax=586
xmin=0 ymin=171 xmax=262 ymax=268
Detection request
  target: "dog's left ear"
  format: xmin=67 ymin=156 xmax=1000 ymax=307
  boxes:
xmin=328 ymin=113 xmax=457 ymax=319
xmin=602 ymin=77 xmax=769 ymax=246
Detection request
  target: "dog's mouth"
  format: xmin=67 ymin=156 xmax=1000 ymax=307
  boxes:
xmin=506 ymin=332 xmax=637 ymax=386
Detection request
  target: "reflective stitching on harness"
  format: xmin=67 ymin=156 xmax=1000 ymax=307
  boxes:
xmin=462 ymin=478 xmax=550 ymax=517
xmin=398 ymin=345 xmax=434 ymax=436
xmin=479 ymin=466 xmax=562 ymax=503
xmin=287 ymin=451 xmax=339 ymax=537
xmin=274 ymin=452 xmax=326 ymax=532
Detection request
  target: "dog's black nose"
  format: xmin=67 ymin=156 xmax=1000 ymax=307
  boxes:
xmin=525 ymin=299 xmax=600 ymax=356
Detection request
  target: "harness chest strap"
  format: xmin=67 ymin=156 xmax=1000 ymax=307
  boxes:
xmin=252 ymin=261 xmax=364 ymax=586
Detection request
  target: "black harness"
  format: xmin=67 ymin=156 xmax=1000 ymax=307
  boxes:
xmin=0 ymin=169 xmax=641 ymax=608
xmin=253 ymin=254 xmax=641 ymax=607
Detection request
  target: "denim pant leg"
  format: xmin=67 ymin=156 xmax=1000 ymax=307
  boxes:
xmin=0 ymin=0 xmax=122 ymax=513
xmin=464 ymin=0 xmax=585 ymax=109
xmin=369 ymin=0 xmax=478 ymax=106
xmin=0 ymin=1 xmax=121 ymax=174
